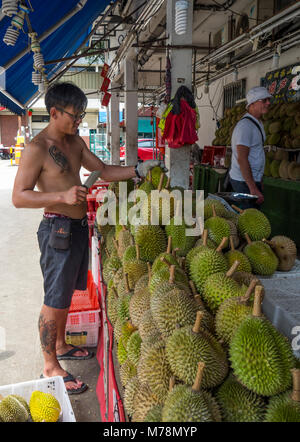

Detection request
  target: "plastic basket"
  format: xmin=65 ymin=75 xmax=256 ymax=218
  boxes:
xmin=66 ymin=309 xmax=100 ymax=347
xmin=0 ymin=376 xmax=76 ymax=422
xmin=69 ymin=271 xmax=99 ymax=313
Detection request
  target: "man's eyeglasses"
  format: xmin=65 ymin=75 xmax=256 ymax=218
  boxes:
xmin=258 ymin=98 xmax=271 ymax=104
xmin=56 ymin=106 xmax=86 ymax=121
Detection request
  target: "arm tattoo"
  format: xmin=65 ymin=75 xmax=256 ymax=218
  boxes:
xmin=49 ymin=145 xmax=69 ymax=171
xmin=38 ymin=313 xmax=57 ymax=355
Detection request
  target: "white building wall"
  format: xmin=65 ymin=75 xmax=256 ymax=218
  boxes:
xmin=195 ymin=45 xmax=300 ymax=150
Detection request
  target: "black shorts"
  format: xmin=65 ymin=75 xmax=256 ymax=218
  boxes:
xmin=37 ymin=216 xmax=89 ymax=309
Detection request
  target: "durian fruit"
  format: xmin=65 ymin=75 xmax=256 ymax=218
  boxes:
xmin=270 ymin=159 xmax=281 ymax=177
xmin=123 ymin=245 xmax=148 ymax=289
xmin=106 ymin=286 xmax=119 ymax=326
xmin=244 ymin=233 xmax=279 ymax=276
xmin=116 ymin=225 xmax=133 ymax=259
xmin=134 ymin=224 xmax=167 ymax=263
xmin=189 ymin=280 xmax=216 ymax=334
xmin=231 ymin=270 xmax=264 ymax=294
xmin=124 ymin=376 xmax=140 ymax=417
xmin=102 ymin=251 xmax=122 ymax=285
xmin=132 ymin=383 xmax=162 ymax=422
xmin=229 ymin=286 xmax=295 ymax=396
xmin=122 ymin=244 xmax=137 ymax=264
xmin=162 ymin=363 xmax=222 ymax=422
xmin=189 ymin=237 xmax=229 ymax=294
xmin=165 ymin=215 xmax=198 ymax=257
xmin=216 ymin=373 xmax=266 ymax=422
xmin=166 ymin=311 xmax=228 ymax=388
xmin=288 ymin=161 xmax=300 ymax=180
xmin=149 ymin=262 xmax=190 ymax=296
xmin=143 ymin=404 xmax=163 ymax=422
xmin=279 ymin=159 xmax=290 ymax=179
xmin=134 ymin=270 xmax=151 ymax=293
xmin=234 ymin=206 xmax=271 ymax=241
xmin=29 ymin=391 xmax=61 ymax=422
xmin=186 ymin=229 xmax=214 ymax=273
xmin=274 ymin=149 xmax=289 ymax=161
xmin=225 ymin=236 xmax=252 ymax=273
xmin=116 ymin=274 xmax=133 ymax=320
xmin=151 ymin=236 xmax=180 ymax=274
xmin=113 ymin=267 xmax=124 ymax=289
xmin=126 ymin=330 xmax=142 ymax=365
xmin=215 ymin=279 xmax=258 ymax=346
xmin=150 ymin=273 xmax=199 ymax=338
xmin=269 ymin=121 xmax=282 ymax=134
xmin=204 ymin=198 xmax=229 ymax=220
xmin=146 ymin=166 xmax=168 ymax=189
xmin=113 ymin=317 xmax=126 ymax=343
xmin=139 ymin=308 xmax=158 ymax=342
xmin=120 ymin=359 xmax=137 ymax=387
xmin=264 ymin=369 xmax=300 ymax=422
xmin=129 ymin=284 xmax=151 ymax=328
xmin=0 ymin=394 xmax=30 ymax=422
xmin=137 ymin=340 xmax=173 ymax=402
xmin=204 ymin=205 xmax=231 ymax=248
xmin=263 ymin=235 xmax=297 ymax=271
xmin=202 ymin=260 xmax=246 ymax=314
xmin=117 ymin=335 xmax=129 ymax=364
xmin=137 ymin=170 xmax=155 ymax=196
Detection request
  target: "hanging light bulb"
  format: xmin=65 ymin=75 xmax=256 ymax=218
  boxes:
xmin=2 ymin=0 xmax=19 ymax=17
xmin=3 ymin=4 xmax=29 ymax=46
xmin=175 ymin=0 xmax=188 ymax=35
xmin=233 ymin=67 xmax=238 ymax=82
xmin=271 ymin=45 xmax=281 ymax=70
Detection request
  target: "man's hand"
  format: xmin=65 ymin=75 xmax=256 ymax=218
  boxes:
xmin=136 ymin=160 xmax=168 ymax=178
xmin=63 ymin=186 xmax=88 ymax=206
xmin=249 ymin=184 xmax=264 ymax=205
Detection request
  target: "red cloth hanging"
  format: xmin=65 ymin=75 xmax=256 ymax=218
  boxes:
xmin=162 ymin=99 xmax=198 ymax=148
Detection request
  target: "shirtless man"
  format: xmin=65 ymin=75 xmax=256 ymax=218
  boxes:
xmin=12 ymin=82 xmax=162 ymax=394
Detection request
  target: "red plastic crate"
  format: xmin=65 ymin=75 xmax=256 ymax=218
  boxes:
xmin=201 ymin=145 xmax=226 ymax=166
xmin=69 ymin=270 xmax=99 ymax=313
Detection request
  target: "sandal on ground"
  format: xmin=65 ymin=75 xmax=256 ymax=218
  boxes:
xmin=40 ymin=372 xmax=88 ymax=395
xmin=56 ymin=345 xmax=95 ymax=361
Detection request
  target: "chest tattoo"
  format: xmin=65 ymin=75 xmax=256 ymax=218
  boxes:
xmin=49 ymin=145 xmax=69 ymax=171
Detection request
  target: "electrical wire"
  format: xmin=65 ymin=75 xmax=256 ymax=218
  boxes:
xmin=210 ymin=0 xmax=265 ymax=23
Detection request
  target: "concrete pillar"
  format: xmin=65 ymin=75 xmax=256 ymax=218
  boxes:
xmin=165 ymin=0 xmax=194 ymax=189
xmin=110 ymin=82 xmax=120 ymax=165
xmin=124 ymin=53 xmax=138 ymax=166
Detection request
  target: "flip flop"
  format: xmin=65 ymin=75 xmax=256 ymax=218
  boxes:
xmin=56 ymin=345 xmax=95 ymax=361
xmin=40 ymin=372 xmax=88 ymax=395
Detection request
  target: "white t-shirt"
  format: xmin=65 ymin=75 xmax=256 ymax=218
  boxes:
xmin=229 ymin=113 xmax=266 ymax=182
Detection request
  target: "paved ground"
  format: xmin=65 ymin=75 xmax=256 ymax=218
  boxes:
xmin=0 ymin=159 xmax=101 ymax=422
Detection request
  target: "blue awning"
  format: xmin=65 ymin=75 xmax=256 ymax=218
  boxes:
xmin=0 ymin=0 xmax=112 ymax=114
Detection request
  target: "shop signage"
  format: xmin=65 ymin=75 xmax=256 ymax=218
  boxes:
xmin=101 ymin=63 xmax=110 ymax=78
xmin=263 ymin=63 xmax=300 ymax=102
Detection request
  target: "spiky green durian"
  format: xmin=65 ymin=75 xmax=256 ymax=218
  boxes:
xmin=243 ymin=236 xmax=278 ymax=276
xmin=124 ymin=376 xmax=140 ymax=417
xmin=122 ymin=245 xmax=137 ymax=265
xmin=166 ymin=312 xmax=228 ymax=388
xmin=229 ymin=287 xmax=295 ymax=396
xmin=132 ymin=384 xmax=162 ymax=422
xmin=161 ymin=363 xmax=222 ymax=422
xmin=216 ymin=373 xmax=266 ymax=422
xmin=127 ymin=330 xmax=142 ymax=366
xmin=237 ymin=208 xmax=271 ymax=241
xmin=264 ymin=370 xmax=300 ymax=422
xmin=165 ymin=216 xmax=198 ymax=257
xmin=143 ymin=405 xmax=163 ymax=422
xmin=119 ymin=359 xmax=138 ymax=387
xmin=129 ymin=287 xmax=151 ymax=328
xmin=204 ymin=198 xmax=229 ymax=219
xmin=134 ymin=225 xmax=167 ymax=263
xmin=189 ymin=242 xmax=229 ymax=294
xmin=204 ymin=216 xmax=231 ymax=248
xmin=137 ymin=340 xmax=172 ymax=402
xmin=106 ymin=286 xmax=119 ymax=326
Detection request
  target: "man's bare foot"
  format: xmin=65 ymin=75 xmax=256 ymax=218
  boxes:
xmin=42 ymin=366 xmax=88 ymax=394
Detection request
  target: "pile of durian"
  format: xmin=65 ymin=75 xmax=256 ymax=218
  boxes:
xmin=264 ymin=149 xmax=300 ymax=180
xmin=212 ymin=104 xmax=247 ymax=146
xmin=212 ymin=101 xmax=300 ymax=149
xmin=96 ymin=166 xmax=300 ymax=422
xmin=263 ymin=102 xmax=300 ymax=148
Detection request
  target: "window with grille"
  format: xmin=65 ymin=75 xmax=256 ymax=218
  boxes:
xmin=223 ymin=79 xmax=246 ymax=113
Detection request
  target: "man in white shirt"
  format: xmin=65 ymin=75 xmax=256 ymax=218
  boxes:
xmin=229 ymin=86 xmax=272 ymax=209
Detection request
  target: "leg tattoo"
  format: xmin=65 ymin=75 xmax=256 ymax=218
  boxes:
xmin=38 ymin=313 xmax=57 ymax=355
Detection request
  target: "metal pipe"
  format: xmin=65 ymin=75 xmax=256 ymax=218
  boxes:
xmin=250 ymin=7 xmax=300 ymax=40
xmin=3 ymin=0 xmax=89 ymax=70
xmin=0 ymin=88 xmax=24 ymax=110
